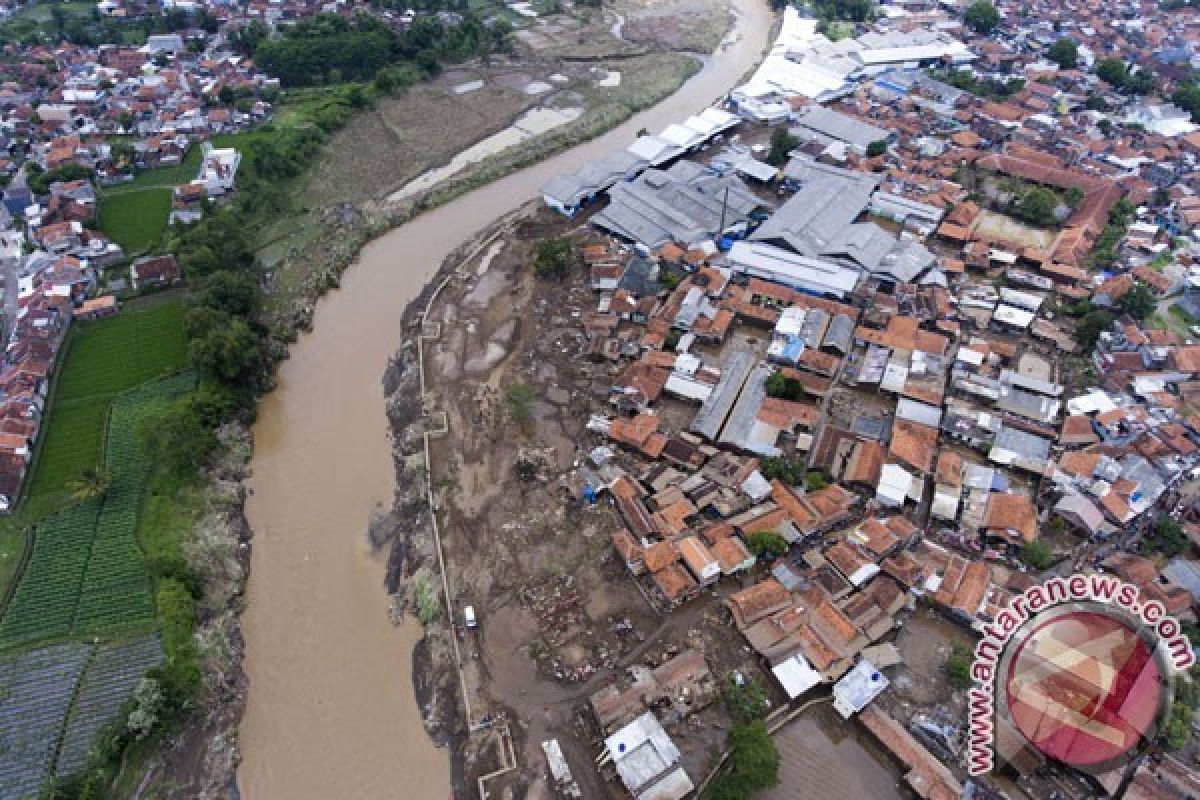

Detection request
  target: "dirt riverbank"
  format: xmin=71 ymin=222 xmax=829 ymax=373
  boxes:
xmin=382 ymin=207 xmax=772 ymax=797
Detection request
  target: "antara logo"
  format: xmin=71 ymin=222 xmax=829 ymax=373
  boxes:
xmin=966 ymin=574 xmax=1194 ymax=777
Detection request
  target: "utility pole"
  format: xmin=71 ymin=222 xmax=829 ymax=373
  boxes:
xmin=718 ymin=185 xmax=730 ymax=238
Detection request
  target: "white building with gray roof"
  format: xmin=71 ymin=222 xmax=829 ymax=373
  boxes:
xmin=592 ymin=162 xmax=764 ymax=250
xmin=791 ymin=106 xmax=892 ymax=154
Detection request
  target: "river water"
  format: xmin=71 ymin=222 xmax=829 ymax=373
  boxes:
xmin=236 ymin=2 xmax=774 ymax=797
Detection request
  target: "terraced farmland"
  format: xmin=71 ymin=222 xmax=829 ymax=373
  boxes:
xmin=0 ymin=643 xmax=90 ymax=800
xmin=24 ymin=299 xmax=188 ymax=511
xmin=0 ymin=503 xmax=101 ymax=648
xmin=55 ymin=635 xmax=163 ymax=776
xmin=0 ymin=372 xmax=195 ymax=650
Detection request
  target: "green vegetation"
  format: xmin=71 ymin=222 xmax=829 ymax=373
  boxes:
xmin=1014 ymin=186 xmax=1061 ymax=228
xmin=723 ymin=675 xmax=770 ymax=723
xmin=1165 ymin=671 xmax=1200 ymax=749
xmin=1018 ymin=540 xmax=1054 ymax=570
xmin=767 ymin=126 xmax=799 ymax=167
xmin=98 ymin=188 xmax=172 ymax=254
xmin=533 ymin=237 xmax=574 ymax=278
xmin=865 ymin=139 xmax=888 ymax=158
xmin=765 ymin=372 xmax=805 ymax=402
xmin=0 ymin=373 xmax=194 ymax=650
xmin=27 ymin=163 xmax=93 ymax=196
xmin=1118 ymin=283 xmax=1157 ymax=321
xmin=759 ymin=456 xmax=804 ymax=485
xmin=1145 ymin=515 xmax=1189 ymax=558
xmin=804 ymin=471 xmax=828 ymax=491
xmin=1174 ymin=81 xmax=1200 ymax=125
xmin=932 ymin=68 xmax=1024 ymax=100
xmin=414 ymin=577 xmax=440 ymax=625
xmin=944 ymin=644 xmax=974 ymax=689
xmin=1094 ymin=58 xmax=1156 ymax=95
xmin=1089 ymin=196 xmax=1135 ymax=269
xmin=0 ymin=4 xmax=218 ymax=47
xmin=963 ymin=0 xmax=999 ymax=34
xmin=101 ymin=146 xmax=206 ymax=193
xmin=1170 ymin=303 xmax=1200 ymax=326
xmin=1077 ymin=309 xmax=1115 ymax=349
xmin=1166 ymin=702 xmax=1193 ymax=749
xmin=503 ymin=383 xmax=536 ymax=424
xmin=746 ymin=531 xmax=789 ymax=559
xmin=704 ymin=721 xmax=781 ymax=800
xmin=1046 ymin=38 xmax=1078 ymax=69
xmin=23 ymin=301 xmax=188 ymax=517
xmin=255 ymin=12 xmax=511 ymax=87
xmin=67 ymin=466 xmax=112 ymax=504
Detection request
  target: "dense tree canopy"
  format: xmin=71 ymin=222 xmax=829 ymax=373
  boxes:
xmin=963 ymin=0 xmax=999 ymax=33
xmin=1118 ymin=283 xmax=1156 ymax=321
xmin=1015 ymin=187 xmax=1060 ymax=227
xmin=767 ymin=126 xmax=799 ymax=167
xmin=1046 ymin=38 xmax=1078 ymax=69
xmin=765 ymin=371 xmax=805 ymax=401
xmin=746 ymin=531 xmax=789 ymax=558
xmin=812 ymin=0 xmax=874 ymax=24
xmin=255 ymin=12 xmax=511 ymax=87
xmin=1174 ymin=82 xmax=1200 ymax=124
xmin=1077 ymin=309 xmax=1115 ymax=348
xmin=533 ymin=237 xmax=574 ymax=278
xmin=1094 ymin=58 xmax=1156 ymax=94
xmin=255 ymin=15 xmax=394 ymax=85
xmin=1019 ymin=540 xmax=1054 ymax=570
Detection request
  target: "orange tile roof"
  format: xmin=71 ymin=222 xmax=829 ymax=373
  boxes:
xmin=889 ymin=419 xmax=938 ymax=474
xmin=727 ymin=579 xmax=791 ymax=629
xmin=983 ymin=494 xmax=1038 ymax=543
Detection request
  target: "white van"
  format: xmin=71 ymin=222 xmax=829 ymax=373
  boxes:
xmin=463 ymin=605 xmax=478 ymax=628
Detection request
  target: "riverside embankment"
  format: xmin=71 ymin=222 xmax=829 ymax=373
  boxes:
xmin=236 ymin=1 xmax=774 ymax=796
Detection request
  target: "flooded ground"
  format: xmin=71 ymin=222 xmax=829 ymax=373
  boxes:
xmin=763 ymin=703 xmax=905 ymax=800
xmin=236 ymin=0 xmax=774 ymax=797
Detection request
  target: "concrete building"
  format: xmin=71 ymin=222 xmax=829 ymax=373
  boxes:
xmin=604 ymin=712 xmax=694 ymax=800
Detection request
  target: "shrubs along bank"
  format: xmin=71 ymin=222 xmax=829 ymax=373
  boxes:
xmin=247 ymin=12 xmax=512 ymax=87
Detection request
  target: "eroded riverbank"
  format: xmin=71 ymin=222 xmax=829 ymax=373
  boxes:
xmin=236 ymin=0 xmax=774 ymax=796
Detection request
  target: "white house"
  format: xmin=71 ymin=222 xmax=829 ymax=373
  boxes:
xmin=194 ymin=142 xmax=241 ymax=196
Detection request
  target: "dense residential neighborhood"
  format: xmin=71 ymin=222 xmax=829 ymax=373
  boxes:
xmin=530 ymin=0 xmax=1200 ymax=797
xmin=5 ymin=0 xmax=1200 ymax=796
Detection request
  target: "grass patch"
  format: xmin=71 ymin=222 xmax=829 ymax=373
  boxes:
xmin=414 ymin=577 xmax=440 ymax=625
xmin=1170 ymin=304 xmax=1199 ymax=326
xmin=107 ymin=147 xmax=204 ymax=192
xmin=6 ymin=300 xmax=189 ymax=542
xmin=0 ymin=373 xmax=195 ymax=650
xmin=98 ymin=188 xmax=172 ymax=254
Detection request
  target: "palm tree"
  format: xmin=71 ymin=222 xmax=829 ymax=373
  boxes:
xmin=68 ymin=466 xmax=112 ymax=504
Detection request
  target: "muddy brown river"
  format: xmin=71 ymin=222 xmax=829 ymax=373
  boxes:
xmin=237 ymin=2 xmax=773 ymax=796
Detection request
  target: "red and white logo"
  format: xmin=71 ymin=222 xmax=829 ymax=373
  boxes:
xmin=996 ymin=605 xmax=1171 ymax=773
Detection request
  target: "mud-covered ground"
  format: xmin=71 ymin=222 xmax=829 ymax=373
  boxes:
xmin=383 ymin=206 xmax=784 ymax=798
